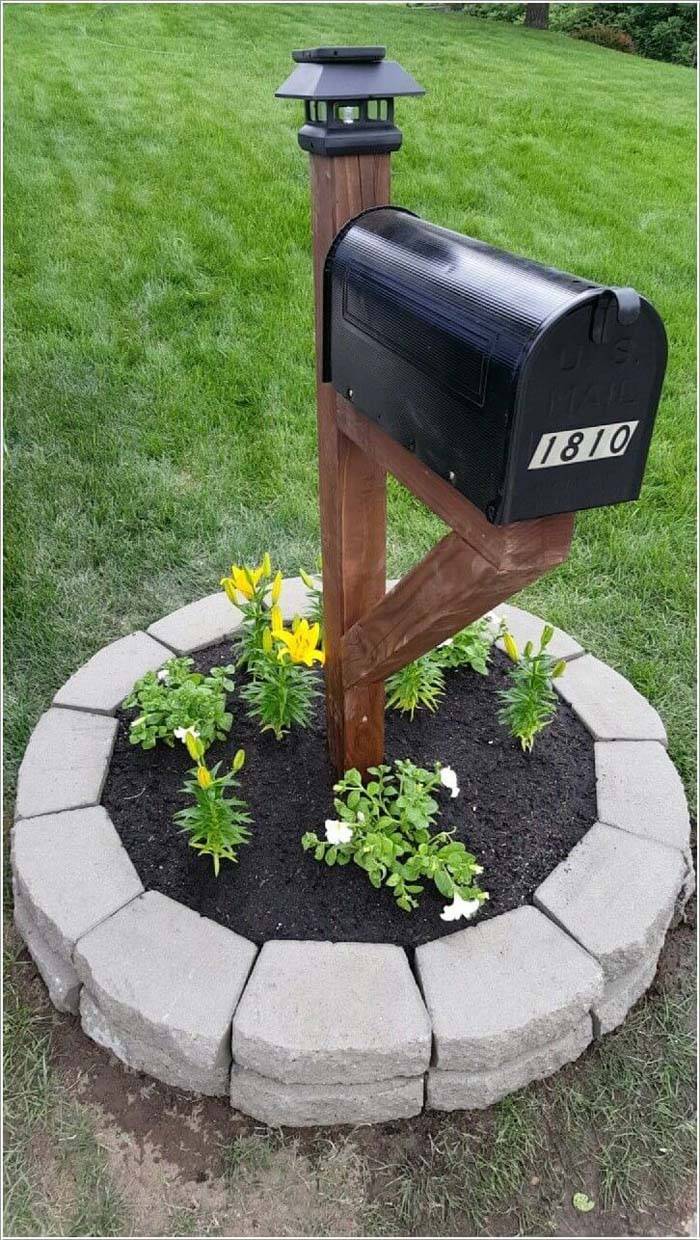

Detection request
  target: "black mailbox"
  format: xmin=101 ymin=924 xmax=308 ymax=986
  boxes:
xmin=323 ymin=207 xmax=666 ymax=524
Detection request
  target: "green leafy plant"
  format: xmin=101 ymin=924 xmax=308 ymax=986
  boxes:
xmin=221 ymin=554 xmax=282 ymax=670
xmin=241 ymin=610 xmax=322 ymax=739
xmin=174 ymin=743 xmax=251 ymax=876
xmin=124 ymin=657 xmax=235 ymax=751
xmin=497 ymin=625 xmax=566 ymax=752
xmin=385 ymin=655 xmax=445 ymax=718
xmin=300 ymin=567 xmax=324 ymax=638
xmin=302 ymin=760 xmax=487 ymax=915
xmin=385 ymin=615 xmax=501 ymax=717
xmin=433 ymin=616 xmax=501 ymax=675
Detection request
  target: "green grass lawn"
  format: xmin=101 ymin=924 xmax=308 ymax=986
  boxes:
xmin=4 ymin=2 xmax=696 ymax=798
xmin=3 ymin=5 xmax=696 ymax=1237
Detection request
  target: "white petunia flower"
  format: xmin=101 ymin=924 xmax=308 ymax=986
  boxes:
xmin=439 ymin=765 xmax=460 ymax=798
xmin=157 ymin=668 xmax=169 ymax=682
xmin=174 ymin=725 xmax=200 ymax=741
xmin=440 ymin=893 xmax=481 ymax=923
xmin=472 ymin=864 xmax=484 ymax=875
xmin=357 ymin=811 xmax=365 ymax=823
xmin=325 ymin=819 xmax=354 ymax=846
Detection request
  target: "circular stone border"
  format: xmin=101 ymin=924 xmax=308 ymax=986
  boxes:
xmin=12 ymin=579 xmax=695 ymax=1126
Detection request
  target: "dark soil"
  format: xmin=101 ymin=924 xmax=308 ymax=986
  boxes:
xmin=103 ymin=643 xmax=596 ymax=948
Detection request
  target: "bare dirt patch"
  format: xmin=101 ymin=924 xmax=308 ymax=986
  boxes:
xmin=5 ymin=884 xmax=696 ymax=1237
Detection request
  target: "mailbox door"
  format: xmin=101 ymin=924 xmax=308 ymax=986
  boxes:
xmin=499 ymin=297 xmax=667 ymax=523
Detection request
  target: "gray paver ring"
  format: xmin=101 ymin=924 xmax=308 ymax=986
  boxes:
xmin=12 ymin=579 xmax=694 ymax=1125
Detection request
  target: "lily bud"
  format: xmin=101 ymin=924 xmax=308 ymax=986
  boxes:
xmin=232 ymin=748 xmax=246 ymax=773
xmin=221 ymin=577 xmax=238 ymax=606
xmin=299 ymin=568 xmax=315 ymax=591
xmin=541 ymin=624 xmax=555 ymax=649
xmin=262 ymin=627 xmax=273 ymax=654
xmin=261 ymin=552 xmax=272 ymax=578
xmin=270 ymin=570 xmax=283 ymax=604
xmin=196 ymin=765 xmax=213 ymax=789
xmin=270 ymin=604 xmax=284 ymax=635
xmin=503 ymin=632 xmax=520 ymax=663
xmin=187 ymin=733 xmax=204 ymax=762
xmin=552 ymin=659 xmax=567 ymax=679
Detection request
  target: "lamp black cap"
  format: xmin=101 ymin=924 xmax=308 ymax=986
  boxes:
xmin=275 ymin=45 xmax=424 ymax=157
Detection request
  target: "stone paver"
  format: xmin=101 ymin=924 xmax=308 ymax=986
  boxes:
xmin=15 ymin=709 xmax=117 ymax=820
xmin=593 ymin=952 xmax=660 ymax=1037
xmin=495 ymin=603 xmax=584 ymax=661
xmin=14 ymin=580 xmax=687 ymax=1120
xmin=74 ymin=892 xmax=257 ymax=1096
xmin=12 ymin=806 xmax=143 ymax=962
xmin=415 ymin=906 xmax=602 ymax=1072
xmin=53 ymin=631 xmax=171 ymax=714
xmin=553 ymin=655 xmax=667 ymax=743
xmin=232 ymin=940 xmax=431 ymax=1085
xmin=147 ymin=593 xmax=243 ymax=655
xmin=230 ymin=1067 xmax=423 ymax=1127
xmin=427 ymin=1018 xmax=592 ymax=1112
xmin=534 ymin=822 xmax=685 ymax=981
xmin=13 ymin=889 xmax=82 ymax=1014
xmin=277 ymin=575 xmax=316 ymax=621
xmin=595 ymin=741 xmax=691 ymax=852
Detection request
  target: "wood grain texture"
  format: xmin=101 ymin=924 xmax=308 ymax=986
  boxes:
xmin=336 ymin=394 xmax=573 ymax=572
xmin=310 ymin=154 xmax=390 ymax=774
xmin=341 ymin=519 xmax=574 ymax=690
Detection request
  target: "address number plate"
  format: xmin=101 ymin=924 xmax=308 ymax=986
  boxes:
xmin=528 ymin=420 xmax=640 ymax=471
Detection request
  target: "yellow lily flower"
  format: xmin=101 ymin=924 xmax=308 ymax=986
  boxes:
xmin=274 ymin=618 xmax=325 ymax=667
xmin=223 ymin=564 xmax=263 ymax=601
xmin=220 ymin=576 xmax=239 ymax=606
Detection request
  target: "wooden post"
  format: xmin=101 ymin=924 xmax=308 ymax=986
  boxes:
xmin=309 ymin=154 xmax=390 ymax=776
xmin=282 ymin=48 xmax=574 ymax=781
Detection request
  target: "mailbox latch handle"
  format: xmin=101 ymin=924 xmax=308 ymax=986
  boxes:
xmin=591 ymin=286 xmax=641 ymax=344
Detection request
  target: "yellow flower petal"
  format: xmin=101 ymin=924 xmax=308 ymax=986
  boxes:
xmin=275 ymin=628 xmax=294 ymax=653
xmin=231 ymin=567 xmax=254 ymax=600
xmin=220 ymin=577 xmax=239 ymax=606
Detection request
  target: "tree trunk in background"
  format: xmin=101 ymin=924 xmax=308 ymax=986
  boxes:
xmin=524 ymin=4 xmax=549 ymax=28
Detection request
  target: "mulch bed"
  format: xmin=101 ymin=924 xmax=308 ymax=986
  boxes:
xmin=103 ymin=642 xmax=596 ymax=949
